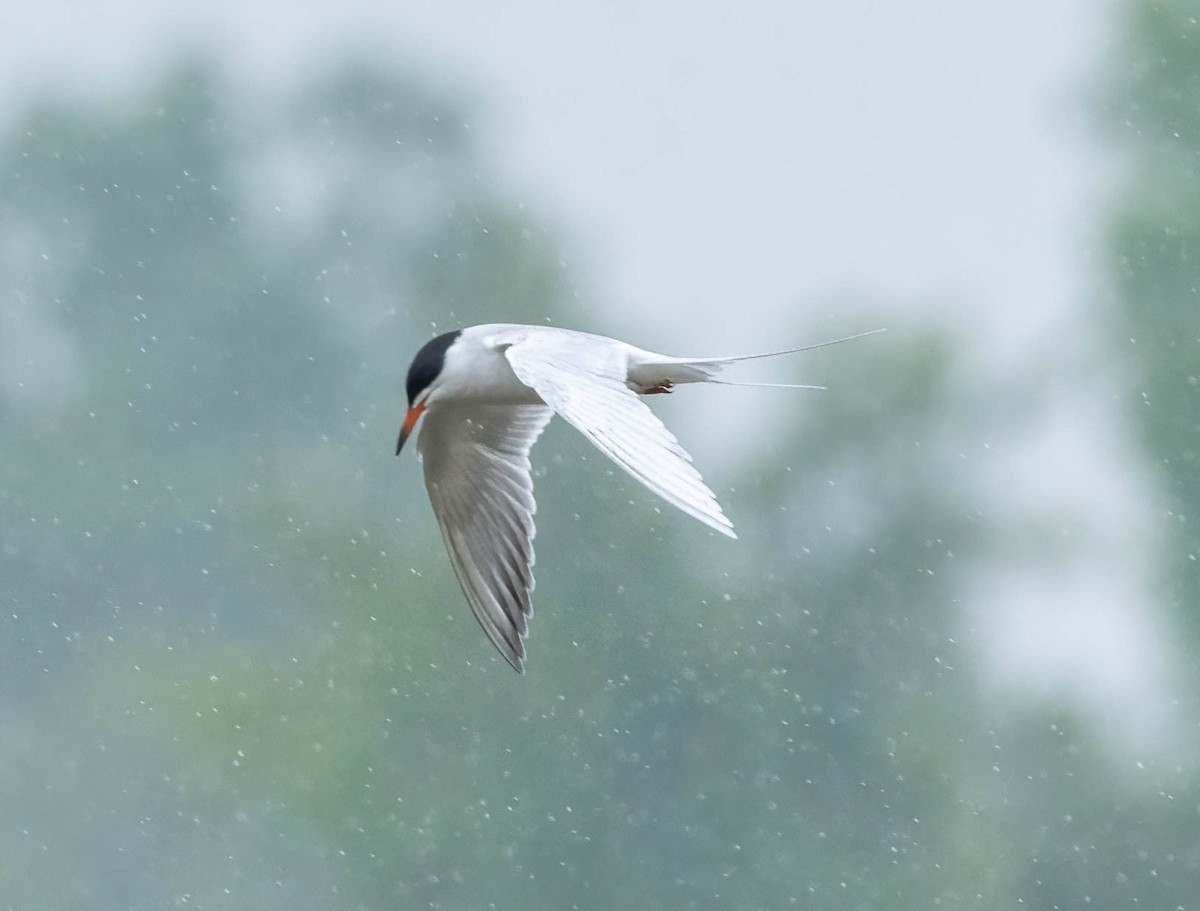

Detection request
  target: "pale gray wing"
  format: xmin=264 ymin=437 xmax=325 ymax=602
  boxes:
xmin=504 ymin=336 xmax=736 ymax=538
xmin=416 ymin=402 xmax=554 ymax=672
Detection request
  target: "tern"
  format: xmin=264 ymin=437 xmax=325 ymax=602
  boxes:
xmin=396 ymin=323 xmax=882 ymax=672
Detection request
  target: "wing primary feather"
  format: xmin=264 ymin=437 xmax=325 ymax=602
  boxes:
xmin=417 ymin=403 xmax=552 ymax=672
xmin=437 ymin=522 xmax=524 ymax=670
xmin=505 ymin=338 xmax=737 ymax=538
xmin=581 ymin=422 xmax=729 ymax=533
xmin=448 ymin=527 xmax=526 ymax=666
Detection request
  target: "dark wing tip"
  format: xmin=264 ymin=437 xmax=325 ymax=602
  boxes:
xmin=497 ymin=638 xmax=526 ymax=674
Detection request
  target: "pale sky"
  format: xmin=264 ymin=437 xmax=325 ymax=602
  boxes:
xmin=2 ymin=0 xmax=1108 ymax=351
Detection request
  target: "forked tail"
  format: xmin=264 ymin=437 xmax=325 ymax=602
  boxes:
xmin=697 ymin=327 xmax=887 ymax=365
xmin=632 ymin=327 xmax=886 ymax=390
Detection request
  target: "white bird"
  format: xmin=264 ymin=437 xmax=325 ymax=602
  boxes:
xmin=396 ymin=323 xmax=882 ymax=672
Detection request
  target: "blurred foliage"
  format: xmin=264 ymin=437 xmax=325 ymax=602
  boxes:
xmin=1110 ymin=0 xmax=1200 ymax=628
xmin=0 ymin=10 xmax=1199 ymax=907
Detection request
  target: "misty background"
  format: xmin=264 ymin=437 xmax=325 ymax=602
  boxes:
xmin=1 ymin=1 xmax=1197 ymax=908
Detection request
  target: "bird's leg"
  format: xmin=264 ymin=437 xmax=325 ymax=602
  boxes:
xmin=642 ymin=380 xmax=675 ymax=395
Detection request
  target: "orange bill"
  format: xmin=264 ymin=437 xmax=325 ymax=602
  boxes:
xmin=395 ymin=402 xmax=426 ymax=454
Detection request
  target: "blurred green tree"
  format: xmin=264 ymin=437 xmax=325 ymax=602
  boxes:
xmin=1110 ymin=0 xmax=1200 ymax=627
xmin=0 ymin=56 xmax=574 ymax=908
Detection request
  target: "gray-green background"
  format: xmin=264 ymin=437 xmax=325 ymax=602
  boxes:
xmin=2 ymin=1 xmax=1198 ymax=908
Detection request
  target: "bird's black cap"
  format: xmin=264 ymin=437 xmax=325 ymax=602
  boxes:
xmin=406 ymin=330 xmax=461 ymax=404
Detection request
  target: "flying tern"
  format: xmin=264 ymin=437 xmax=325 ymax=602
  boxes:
xmin=396 ymin=322 xmax=882 ymax=672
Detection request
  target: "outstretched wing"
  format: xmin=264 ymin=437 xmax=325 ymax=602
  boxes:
xmin=417 ymin=402 xmax=554 ymax=672
xmin=504 ymin=336 xmax=736 ymax=538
